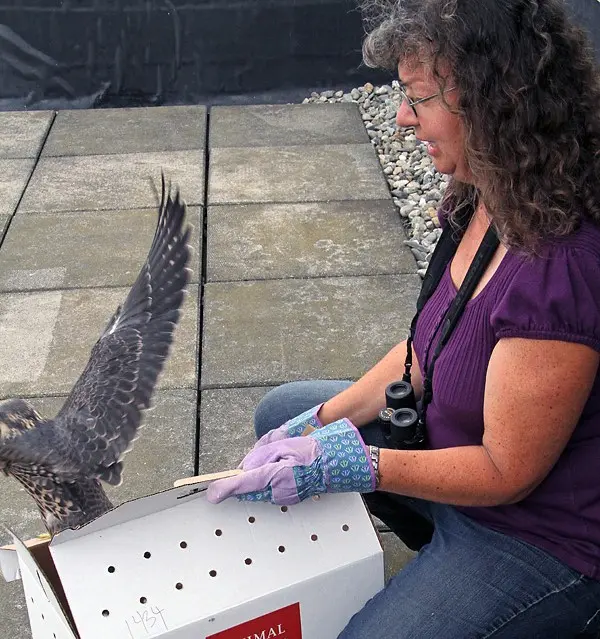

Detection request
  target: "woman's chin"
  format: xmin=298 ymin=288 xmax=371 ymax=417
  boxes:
xmin=431 ymin=157 xmax=453 ymax=175
xmin=431 ymin=156 xmax=464 ymax=180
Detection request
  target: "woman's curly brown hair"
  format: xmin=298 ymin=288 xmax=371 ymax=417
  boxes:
xmin=359 ymin=0 xmax=600 ymax=252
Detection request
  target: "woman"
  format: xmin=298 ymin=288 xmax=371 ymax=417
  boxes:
xmin=207 ymin=0 xmax=600 ymax=636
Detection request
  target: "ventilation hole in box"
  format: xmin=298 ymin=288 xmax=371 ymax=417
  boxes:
xmin=180 ymin=541 xmax=188 ymax=549
xmin=342 ymin=524 xmax=350 ymax=532
xmin=278 ymin=545 xmax=286 ymax=553
xmin=107 ymin=566 xmax=115 ymax=574
xmin=102 ymin=610 xmax=110 ymax=617
xmin=209 ymin=570 xmax=217 ymax=578
xmin=244 ymin=558 xmax=252 ymax=565
xmin=215 ymin=529 xmax=223 ymax=537
xmin=175 ymin=582 xmax=183 ymax=590
xmin=248 ymin=517 xmax=255 ymax=524
xmin=280 ymin=506 xmax=288 ymax=513
xmin=144 ymin=551 xmax=151 ymax=559
xmin=41 ymin=614 xmax=44 ymax=620
xmin=311 ymin=534 xmax=318 ymax=541
xmin=139 ymin=596 xmax=147 ymax=604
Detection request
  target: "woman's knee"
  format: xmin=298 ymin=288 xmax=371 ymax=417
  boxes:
xmin=253 ymin=379 xmax=353 ymax=439
xmin=253 ymin=384 xmax=296 ymax=438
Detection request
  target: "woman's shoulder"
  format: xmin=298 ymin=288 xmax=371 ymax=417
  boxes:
xmin=501 ymin=217 xmax=600 ymax=302
xmin=542 ymin=218 xmax=600 ymax=258
xmin=491 ymin=218 xmax=600 ymax=351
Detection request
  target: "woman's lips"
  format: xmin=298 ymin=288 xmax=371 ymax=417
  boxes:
xmin=426 ymin=142 xmax=439 ymax=156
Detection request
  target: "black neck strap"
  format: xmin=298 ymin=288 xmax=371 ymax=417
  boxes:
xmin=404 ymin=206 xmax=500 ymax=441
xmin=403 ymin=205 xmax=472 ymax=382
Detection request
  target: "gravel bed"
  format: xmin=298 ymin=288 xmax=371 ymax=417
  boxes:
xmin=303 ymin=82 xmax=449 ymax=278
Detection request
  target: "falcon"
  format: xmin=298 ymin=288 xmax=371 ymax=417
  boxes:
xmin=0 ymin=174 xmax=191 ymax=534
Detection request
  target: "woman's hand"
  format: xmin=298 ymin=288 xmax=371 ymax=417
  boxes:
xmin=207 ymin=419 xmax=377 ymax=505
xmin=245 ymin=403 xmax=325 ymax=457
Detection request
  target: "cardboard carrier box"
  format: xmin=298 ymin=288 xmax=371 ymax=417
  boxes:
xmin=1 ymin=472 xmax=384 ymax=639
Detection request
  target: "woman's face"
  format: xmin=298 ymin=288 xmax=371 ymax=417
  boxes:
xmin=396 ymin=59 xmax=472 ymax=184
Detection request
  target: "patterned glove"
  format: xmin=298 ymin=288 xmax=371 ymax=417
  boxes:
xmin=207 ymin=418 xmax=376 ymax=505
xmin=250 ymin=403 xmax=325 ymax=449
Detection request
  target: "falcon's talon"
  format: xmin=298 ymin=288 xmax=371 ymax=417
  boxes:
xmin=0 ymin=173 xmax=191 ymax=535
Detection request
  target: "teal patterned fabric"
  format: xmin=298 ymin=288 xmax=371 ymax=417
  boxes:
xmin=285 ymin=404 xmax=323 ymax=437
xmin=236 ymin=418 xmax=375 ymax=504
xmin=311 ymin=419 xmax=375 ymax=493
xmin=238 ymin=486 xmax=273 ymax=502
xmin=294 ymin=459 xmax=327 ymax=501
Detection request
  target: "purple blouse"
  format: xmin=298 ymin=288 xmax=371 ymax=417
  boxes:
xmin=412 ymin=215 xmax=600 ymax=578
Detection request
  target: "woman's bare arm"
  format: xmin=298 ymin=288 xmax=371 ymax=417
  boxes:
xmin=377 ymin=338 xmax=599 ymax=505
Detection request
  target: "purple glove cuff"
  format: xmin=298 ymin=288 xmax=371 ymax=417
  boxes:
xmin=250 ymin=403 xmax=325 ymax=451
xmin=284 ymin=403 xmax=325 ymax=437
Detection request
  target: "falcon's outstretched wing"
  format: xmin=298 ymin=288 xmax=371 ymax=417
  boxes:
xmin=51 ymin=174 xmax=191 ymax=485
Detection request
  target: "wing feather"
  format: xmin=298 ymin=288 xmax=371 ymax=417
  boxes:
xmin=52 ymin=173 xmax=191 ymax=484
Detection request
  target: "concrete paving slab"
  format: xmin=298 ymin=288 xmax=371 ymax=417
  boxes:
xmin=0 ymin=111 xmax=53 ymax=159
xmin=201 ymin=275 xmax=421 ymax=388
xmin=0 ymin=215 xmax=9 ymax=241
xmin=0 ymin=159 xmax=35 ymax=217
xmin=209 ymin=104 xmax=369 ymax=148
xmin=18 ymin=150 xmax=204 ymax=213
xmin=0 ymin=583 xmax=30 ymax=639
xmin=197 ymin=386 xmax=274 ymax=474
xmin=42 ymin=106 xmax=207 ymax=157
xmin=0 ymin=286 xmax=198 ymax=399
xmin=379 ymin=531 xmax=417 ymax=583
xmin=208 ymin=144 xmax=390 ymax=204
xmin=0 ymin=207 xmax=202 ymax=292
xmin=206 ymin=200 xmax=413 ymax=282
xmin=0 ymin=389 xmax=196 ymax=639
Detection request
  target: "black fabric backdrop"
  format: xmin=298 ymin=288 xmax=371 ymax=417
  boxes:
xmin=0 ymin=0 xmax=597 ymax=110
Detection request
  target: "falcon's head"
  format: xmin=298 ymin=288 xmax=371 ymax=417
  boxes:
xmin=0 ymin=399 xmax=43 ymax=441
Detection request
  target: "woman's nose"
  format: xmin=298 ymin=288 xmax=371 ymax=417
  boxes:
xmin=396 ymin=99 xmax=418 ymax=128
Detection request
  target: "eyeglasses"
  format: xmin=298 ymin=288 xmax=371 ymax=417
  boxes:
xmin=397 ymin=85 xmax=456 ymax=117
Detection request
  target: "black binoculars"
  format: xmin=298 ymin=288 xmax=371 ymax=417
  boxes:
xmin=378 ymin=380 xmax=425 ymax=450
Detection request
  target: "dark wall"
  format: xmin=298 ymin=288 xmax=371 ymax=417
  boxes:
xmin=0 ymin=0 xmax=597 ymax=110
xmin=0 ymin=0 xmax=391 ymax=109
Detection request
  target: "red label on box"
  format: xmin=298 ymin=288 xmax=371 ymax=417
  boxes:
xmin=207 ymin=603 xmax=302 ymax=639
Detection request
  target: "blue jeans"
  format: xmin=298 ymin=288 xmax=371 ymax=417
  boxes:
xmin=254 ymin=380 xmax=600 ymax=639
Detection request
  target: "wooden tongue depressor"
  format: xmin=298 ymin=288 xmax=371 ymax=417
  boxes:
xmin=173 ymin=468 xmax=243 ymax=488
xmin=1 ymin=535 xmax=51 ymax=552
